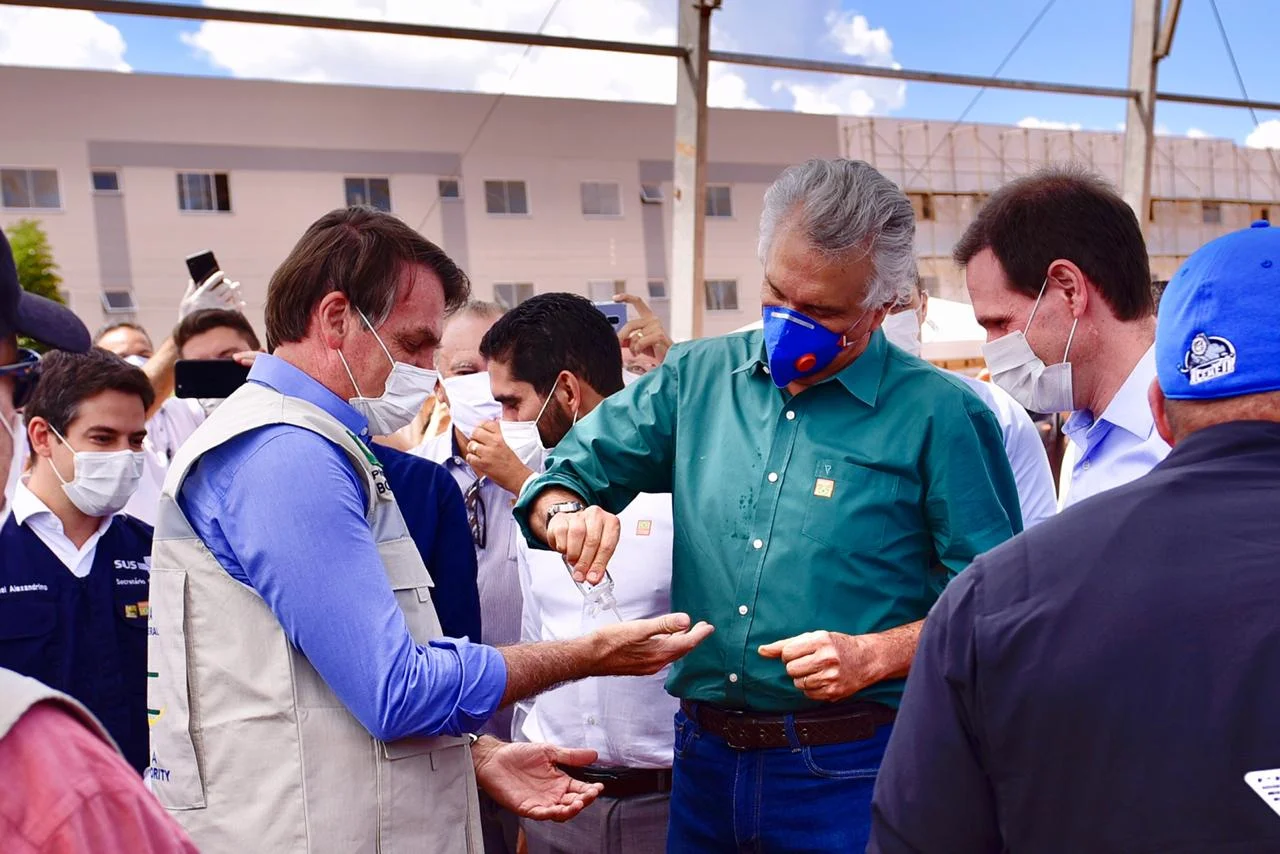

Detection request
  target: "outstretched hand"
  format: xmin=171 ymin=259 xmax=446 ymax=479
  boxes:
xmin=473 ymin=738 xmax=603 ymax=822
xmin=591 ymin=612 xmax=715 ymax=677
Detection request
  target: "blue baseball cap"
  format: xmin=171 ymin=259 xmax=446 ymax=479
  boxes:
xmin=0 ymin=230 xmax=90 ymax=353
xmin=1157 ymin=220 xmax=1280 ymax=401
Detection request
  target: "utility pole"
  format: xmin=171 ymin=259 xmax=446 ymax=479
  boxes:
xmin=669 ymin=0 xmax=717 ymax=342
xmin=1120 ymin=0 xmax=1173 ymax=230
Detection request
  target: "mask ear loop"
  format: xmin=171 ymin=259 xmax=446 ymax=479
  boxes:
xmin=339 ymin=305 xmax=395 ymax=401
xmin=1061 ymin=317 xmax=1080 ymax=363
xmin=45 ymin=424 xmax=75 ymax=487
xmin=1025 ymin=277 xmax=1051 ymax=332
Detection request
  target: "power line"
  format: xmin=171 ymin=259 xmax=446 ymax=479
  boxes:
xmin=413 ymin=0 xmax=565 ymax=235
xmin=1208 ymin=0 xmax=1280 ymax=184
xmin=903 ymin=0 xmax=1058 ymax=187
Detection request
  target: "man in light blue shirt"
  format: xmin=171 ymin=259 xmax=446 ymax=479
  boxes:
xmin=164 ymin=207 xmax=711 ymax=850
xmin=956 ymin=165 xmax=1169 ymax=508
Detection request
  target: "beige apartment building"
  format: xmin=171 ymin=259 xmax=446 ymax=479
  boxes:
xmin=1 ymin=65 xmax=1276 ymax=343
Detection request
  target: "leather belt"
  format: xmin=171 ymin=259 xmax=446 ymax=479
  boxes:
xmin=680 ymin=699 xmax=896 ymax=751
xmin=558 ymin=765 xmax=673 ymax=800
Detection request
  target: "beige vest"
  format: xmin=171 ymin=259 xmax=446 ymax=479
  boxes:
xmin=0 ymin=668 xmax=116 ymax=747
xmin=146 ymin=382 xmax=481 ymax=854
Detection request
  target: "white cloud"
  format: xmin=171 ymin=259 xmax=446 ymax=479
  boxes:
xmin=181 ymin=0 xmax=760 ymax=109
xmin=0 ymin=6 xmax=129 ymax=72
xmin=1185 ymin=127 xmax=1209 ymax=139
xmin=1246 ymin=120 xmax=1280 ymax=149
xmin=771 ymin=11 xmax=905 ymax=116
xmin=1017 ymin=116 xmax=1083 ymax=131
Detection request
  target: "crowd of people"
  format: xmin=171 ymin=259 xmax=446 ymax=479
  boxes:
xmin=0 ymin=156 xmax=1277 ymax=854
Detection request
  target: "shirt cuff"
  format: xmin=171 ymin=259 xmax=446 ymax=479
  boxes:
xmin=511 ymin=472 xmax=590 ymax=550
xmin=429 ymin=637 xmax=508 ymax=734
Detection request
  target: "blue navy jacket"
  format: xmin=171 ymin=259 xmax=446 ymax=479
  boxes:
xmin=0 ymin=513 xmax=153 ymax=773
xmin=371 ymin=444 xmax=482 ymax=641
xmin=871 ymin=421 xmax=1280 ymax=854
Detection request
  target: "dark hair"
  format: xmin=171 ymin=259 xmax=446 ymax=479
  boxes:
xmin=480 ymin=293 xmax=623 ymax=397
xmin=265 ymin=206 xmax=470 ymax=349
xmin=25 ymin=348 xmax=155 ymax=436
xmin=93 ymin=321 xmax=152 ymax=348
xmin=953 ymin=165 xmax=1154 ymax=321
xmin=174 ymin=309 xmax=261 ymax=355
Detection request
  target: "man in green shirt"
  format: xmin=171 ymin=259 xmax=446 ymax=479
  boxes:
xmin=514 ymin=158 xmax=1022 ymax=852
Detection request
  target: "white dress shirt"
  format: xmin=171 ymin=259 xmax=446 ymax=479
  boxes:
xmin=1059 ymin=346 xmax=1171 ymax=509
xmin=125 ymin=397 xmax=205 ymax=525
xmin=12 ymin=481 xmax=115 ymax=578
xmin=955 ymin=375 xmax=1058 ymax=528
xmin=515 ymin=492 xmax=678 ymax=769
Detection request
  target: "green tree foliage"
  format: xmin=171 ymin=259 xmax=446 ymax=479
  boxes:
xmin=4 ymin=219 xmax=65 ymax=352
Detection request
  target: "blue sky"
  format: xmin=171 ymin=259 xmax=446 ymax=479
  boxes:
xmin=9 ymin=0 xmax=1280 ymax=146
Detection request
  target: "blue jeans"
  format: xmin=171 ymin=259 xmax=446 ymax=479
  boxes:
xmin=666 ymin=708 xmax=892 ymax=853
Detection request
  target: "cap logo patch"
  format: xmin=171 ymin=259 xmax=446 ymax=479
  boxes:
xmin=1182 ymin=332 xmax=1236 ymax=385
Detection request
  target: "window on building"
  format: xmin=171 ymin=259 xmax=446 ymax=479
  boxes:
xmin=177 ymin=172 xmax=231 ymax=212
xmin=704 ymin=279 xmax=739 ymax=312
xmin=919 ymin=275 xmax=940 ymax=295
xmin=1201 ymin=201 xmax=1222 ymax=225
xmin=101 ymin=290 xmax=137 ymax=314
xmin=493 ymin=282 xmax=534 ymax=309
xmin=587 ymin=280 xmax=625 ymax=302
xmin=909 ymin=192 xmax=935 ymax=222
xmin=345 ymin=177 xmax=391 ymax=212
xmin=581 ymin=182 xmax=622 ymax=217
xmin=647 ymin=280 xmax=667 ymax=300
xmin=91 ymin=170 xmax=120 ymax=193
xmin=438 ymin=178 xmax=461 ymax=200
xmin=705 ymin=185 xmax=733 ymax=218
xmin=639 ymin=183 xmax=664 ymax=204
xmin=646 ymin=280 xmax=671 ymax=329
xmin=485 ymin=180 xmax=529 ymax=215
xmin=1252 ymin=204 xmax=1271 ymax=223
xmin=1 ymin=168 xmax=60 ymax=210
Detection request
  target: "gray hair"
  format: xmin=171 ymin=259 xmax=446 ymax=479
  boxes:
xmin=758 ymin=159 xmax=917 ymax=310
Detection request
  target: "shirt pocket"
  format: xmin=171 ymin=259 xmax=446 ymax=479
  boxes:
xmin=800 ymin=460 xmax=900 ymax=552
xmin=0 ymin=598 xmax=58 ymax=675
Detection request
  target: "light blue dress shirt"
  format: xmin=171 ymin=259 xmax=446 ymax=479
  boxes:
xmin=178 ymin=354 xmax=506 ymax=741
xmin=1060 ymin=346 xmax=1171 ymax=508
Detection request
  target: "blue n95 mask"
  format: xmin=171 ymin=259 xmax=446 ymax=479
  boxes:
xmin=762 ymin=306 xmax=860 ymax=388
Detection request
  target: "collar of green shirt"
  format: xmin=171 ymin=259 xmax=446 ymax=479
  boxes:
xmin=731 ymin=327 xmax=888 ymax=408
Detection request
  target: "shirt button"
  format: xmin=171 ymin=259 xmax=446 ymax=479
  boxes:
xmin=729 ymin=673 xmax=739 ymax=683
xmin=785 ymin=411 xmax=796 ymax=421
xmin=767 ymin=472 xmax=778 ymax=483
xmin=738 ymin=605 xmax=748 ymax=615
xmin=586 ymin=715 xmax=597 ymax=726
xmin=752 ymin=538 xmax=764 ymax=550
xmin=1082 ymin=461 xmax=1092 ymax=471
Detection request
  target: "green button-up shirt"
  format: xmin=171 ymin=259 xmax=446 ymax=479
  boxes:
xmin=514 ymin=329 xmax=1022 ymax=712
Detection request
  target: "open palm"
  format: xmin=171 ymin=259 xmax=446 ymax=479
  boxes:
xmin=474 ymin=740 xmax=604 ymax=822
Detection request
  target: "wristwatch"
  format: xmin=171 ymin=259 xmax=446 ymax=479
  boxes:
xmin=545 ymin=500 xmax=586 ymax=531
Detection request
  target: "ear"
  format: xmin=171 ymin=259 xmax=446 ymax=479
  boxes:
xmin=434 ymin=380 xmax=448 ymax=405
xmin=1148 ymin=377 xmax=1176 ymax=446
xmin=1047 ymin=259 xmax=1089 ymax=320
xmin=315 ymin=291 xmax=354 ymax=352
xmin=27 ymin=416 xmax=58 ymax=460
xmin=557 ymin=370 xmax=584 ymax=414
xmin=918 ymin=291 xmax=930 ymax=326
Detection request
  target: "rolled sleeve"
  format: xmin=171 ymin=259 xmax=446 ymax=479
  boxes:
xmin=926 ymin=399 xmax=1023 ymax=583
xmin=870 ymin=563 xmax=1000 ymax=853
xmin=180 ymin=428 xmax=506 ymax=741
xmin=514 ymin=359 xmax=679 ymax=544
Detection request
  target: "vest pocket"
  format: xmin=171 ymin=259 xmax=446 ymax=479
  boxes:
xmin=0 ymin=599 xmax=57 ymax=674
xmin=376 ymin=737 xmax=475 ymax=853
xmin=146 ymin=569 xmax=208 ymax=810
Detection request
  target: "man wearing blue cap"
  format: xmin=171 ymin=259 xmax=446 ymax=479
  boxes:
xmin=869 ymin=220 xmax=1280 ymax=853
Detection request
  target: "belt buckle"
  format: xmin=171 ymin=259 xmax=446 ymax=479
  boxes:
xmin=718 ymin=710 xmax=755 ymax=751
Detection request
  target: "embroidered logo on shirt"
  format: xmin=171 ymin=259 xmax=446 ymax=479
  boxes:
xmin=1181 ymin=332 xmax=1236 ymax=385
xmin=124 ymin=600 xmax=149 ymax=620
xmin=814 ymin=478 xmax=835 ymax=498
xmin=0 ymin=583 xmax=50 ymax=595
xmin=635 ymin=520 xmax=653 ymax=537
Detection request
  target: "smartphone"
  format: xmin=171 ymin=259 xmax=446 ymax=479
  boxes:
xmin=594 ymin=301 xmax=628 ymax=331
xmin=174 ymin=359 xmax=250 ymax=399
xmin=185 ymin=250 xmax=221 ymax=288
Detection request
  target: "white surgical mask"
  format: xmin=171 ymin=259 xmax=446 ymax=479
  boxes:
xmin=499 ymin=383 xmax=577 ymax=471
xmin=981 ymin=278 xmax=1078 ymax=414
xmin=123 ymin=354 xmax=149 ymax=369
xmin=442 ymin=372 xmax=501 ymax=440
xmin=882 ymin=311 xmax=923 ymax=357
xmin=339 ymin=307 xmax=438 ymax=436
xmin=48 ymin=426 xmax=145 ymax=518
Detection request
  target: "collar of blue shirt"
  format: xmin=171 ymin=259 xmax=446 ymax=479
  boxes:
xmin=730 ymin=327 xmax=888 ymax=408
xmin=1064 ymin=345 xmax=1157 ymax=443
xmin=247 ymin=353 xmax=370 ymax=441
